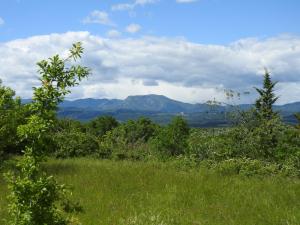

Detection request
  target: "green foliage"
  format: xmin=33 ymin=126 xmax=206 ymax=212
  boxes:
xmin=87 ymin=116 xmax=119 ymax=137
xmin=0 ymin=81 xmax=28 ymax=159
xmin=6 ymin=42 xmax=89 ymax=225
xmin=254 ymin=69 xmax=279 ymax=121
xmin=151 ymin=116 xmax=190 ymax=157
xmin=52 ymin=118 xmax=98 ymax=158
xmin=5 ymin=149 xmax=74 ymax=225
xmin=54 ymin=118 xmax=85 ymax=133
xmin=54 ymin=131 xmax=99 ymax=158
xmin=210 ymin=158 xmax=294 ymax=177
xmin=31 ymin=44 xmax=89 ymax=120
xmin=187 ymin=128 xmax=229 ymax=160
xmin=99 ymin=117 xmax=158 ymax=159
xmin=123 ymin=117 xmax=158 ymax=144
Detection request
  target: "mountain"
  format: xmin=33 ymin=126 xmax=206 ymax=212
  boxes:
xmin=22 ymin=95 xmax=300 ymax=126
xmin=58 ymin=94 xmax=212 ymax=113
xmin=275 ymin=102 xmax=300 ymax=113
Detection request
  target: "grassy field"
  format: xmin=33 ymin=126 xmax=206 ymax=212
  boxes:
xmin=1 ymin=158 xmax=300 ymax=225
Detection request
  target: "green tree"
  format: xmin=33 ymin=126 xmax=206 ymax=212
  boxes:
xmin=151 ymin=116 xmax=190 ymax=157
xmin=54 ymin=131 xmax=99 ymax=158
xmin=54 ymin=118 xmax=85 ymax=133
xmin=0 ymin=80 xmax=28 ymax=160
xmin=87 ymin=115 xmax=119 ymax=137
xmin=251 ymin=69 xmax=283 ymax=159
xmin=123 ymin=117 xmax=158 ymax=144
xmin=6 ymin=42 xmax=89 ymax=225
xmin=254 ymin=69 xmax=279 ymax=121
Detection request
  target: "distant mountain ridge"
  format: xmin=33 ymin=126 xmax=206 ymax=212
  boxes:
xmin=58 ymin=94 xmax=300 ymax=113
xmin=21 ymin=94 xmax=300 ymax=126
xmin=57 ymin=94 xmax=212 ymax=113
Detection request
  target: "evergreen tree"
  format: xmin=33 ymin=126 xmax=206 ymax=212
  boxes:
xmin=252 ymin=69 xmax=283 ymax=159
xmin=254 ymin=69 xmax=279 ymax=120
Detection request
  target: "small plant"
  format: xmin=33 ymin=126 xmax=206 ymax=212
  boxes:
xmin=5 ymin=42 xmax=89 ymax=225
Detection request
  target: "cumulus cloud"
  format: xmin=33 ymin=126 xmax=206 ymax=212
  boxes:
xmin=176 ymin=0 xmax=198 ymax=3
xmin=0 ymin=17 xmax=4 ymax=26
xmin=112 ymin=0 xmax=159 ymax=11
xmin=0 ymin=32 xmax=300 ymax=104
xmin=106 ymin=29 xmax=122 ymax=38
xmin=82 ymin=10 xmax=115 ymax=26
xmin=126 ymin=23 xmax=141 ymax=33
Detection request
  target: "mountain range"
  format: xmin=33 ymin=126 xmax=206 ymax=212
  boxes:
xmin=23 ymin=94 xmax=300 ymax=127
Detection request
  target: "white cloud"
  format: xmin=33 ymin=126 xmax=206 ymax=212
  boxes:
xmin=112 ymin=3 xmax=135 ymax=11
xmin=82 ymin=10 xmax=115 ymax=26
xmin=106 ymin=30 xmax=122 ymax=38
xmin=1 ymin=32 xmax=300 ymax=104
xmin=126 ymin=23 xmax=141 ymax=33
xmin=112 ymin=0 xmax=159 ymax=11
xmin=176 ymin=0 xmax=198 ymax=3
xmin=0 ymin=17 xmax=4 ymax=26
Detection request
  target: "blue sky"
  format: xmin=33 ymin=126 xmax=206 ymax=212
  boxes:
xmin=0 ymin=0 xmax=300 ymax=103
xmin=1 ymin=0 xmax=299 ymax=43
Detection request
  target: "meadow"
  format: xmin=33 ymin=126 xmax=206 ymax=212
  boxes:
xmin=1 ymin=158 xmax=300 ymax=225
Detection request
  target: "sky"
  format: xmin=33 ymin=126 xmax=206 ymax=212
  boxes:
xmin=0 ymin=0 xmax=300 ymax=104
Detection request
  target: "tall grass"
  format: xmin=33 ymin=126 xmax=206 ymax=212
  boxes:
xmin=1 ymin=158 xmax=300 ymax=224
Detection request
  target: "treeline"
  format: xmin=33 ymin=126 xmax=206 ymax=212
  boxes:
xmin=1 ymin=71 xmax=300 ymax=177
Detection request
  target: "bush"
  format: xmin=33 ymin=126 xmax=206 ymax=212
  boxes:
xmin=98 ymin=117 xmax=158 ymax=159
xmin=54 ymin=131 xmax=99 ymax=158
xmin=150 ymin=116 xmax=190 ymax=157
xmin=5 ymin=149 xmax=81 ymax=225
xmin=122 ymin=117 xmax=158 ymax=144
xmin=0 ymin=81 xmax=28 ymax=159
xmin=204 ymin=158 xmax=299 ymax=177
xmin=187 ymin=128 xmax=230 ymax=160
xmin=86 ymin=116 xmax=119 ymax=137
xmin=54 ymin=118 xmax=85 ymax=133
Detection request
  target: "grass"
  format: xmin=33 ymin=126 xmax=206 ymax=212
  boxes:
xmin=1 ymin=158 xmax=300 ymax=225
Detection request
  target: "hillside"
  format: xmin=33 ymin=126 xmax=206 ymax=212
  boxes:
xmin=22 ymin=94 xmax=300 ymax=126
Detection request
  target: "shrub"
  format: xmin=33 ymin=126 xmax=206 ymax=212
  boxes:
xmin=86 ymin=116 xmax=119 ymax=137
xmin=98 ymin=117 xmax=158 ymax=159
xmin=123 ymin=117 xmax=158 ymax=143
xmin=0 ymin=81 xmax=28 ymax=159
xmin=54 ymin=131 xmax=99 ymax=158
xmin=5 ymin=42 xmax=89 ymax=224
xmin=54 ymin=118 xmax=85 ymax=133
xmin=187 ymin=128 xmax=230 ymax=160
xmin=5 ymin=149 xmax=82 ymax=225
xmin=150 ymin=116 xmax=190 ymax=157
xmin=207 ymin=158 xmax=299 ymax=177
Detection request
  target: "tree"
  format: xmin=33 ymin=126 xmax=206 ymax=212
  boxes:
xmin=0 ymin=80 xmax=27 ymax=160
xmin=6 ymin=42 xmax=89 ymax=225
xmin=151 ymin=116 xmax=190 ymax=157
xmin=252 ymin=69 xmax=283 ymax=159
xmin=254 ymin=69 xmax=279 ymax=121
xmin=54 ymin=131 xmax=99 ymax=158
xmin=87 ymin=116 xmax=119 ymax=137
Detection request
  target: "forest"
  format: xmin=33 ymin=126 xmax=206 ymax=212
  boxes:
xmin=0 ymin=43 xmax=300 ymax=224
